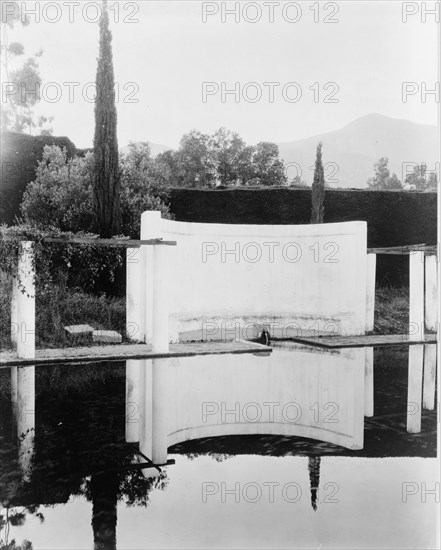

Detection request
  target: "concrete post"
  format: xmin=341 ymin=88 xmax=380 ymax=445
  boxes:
xmin=11 ymin=275 xmax=19 ymax=347
xmin=409 ymin=251 xmax=425 ymax=341
xmin=140 ymin=211 xmax=162 ymax=345
xmin=152 ymin=243 xmax=170 ymax=354
xmin=125 ymin=360 xmax=140 ymax=443
xmin=406 ymin=344 xmax=424 ymax=434
xmin=422 ymin=344 xmax=436 ymax=410
xmin=424 ymin=255 xmax=438 ymax=332
xmin=126 ymin=247 xmax=144 ymax=342
xmin=364 ymin=347 xmax=374 ymax=417
xmin=17 ymin=241 xmax=35 ymax=359
xmin=365 ymin=253 xmax=376 ymax=332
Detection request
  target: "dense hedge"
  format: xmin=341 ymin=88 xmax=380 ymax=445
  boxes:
xmin=169 ymin=187 xmax=437 ymax=286
xmin=0 ymin=131 xmax=78 ymax=225
xmin=1 ymin=129 xmax=437 ymax=288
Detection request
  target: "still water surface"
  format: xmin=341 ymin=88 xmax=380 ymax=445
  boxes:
xmin=0 ymin=344 xmax=438 ymax=549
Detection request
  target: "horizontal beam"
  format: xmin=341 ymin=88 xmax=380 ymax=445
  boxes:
xmin=0 ymin=341 xmax=272 ymax=368
xmin=290 ymin=333 xmax=437 ymax=349
xmin=0 ymin=236 xmax=177 ymax=247
xmin=368 ymin=244 xmax=436 ymax=255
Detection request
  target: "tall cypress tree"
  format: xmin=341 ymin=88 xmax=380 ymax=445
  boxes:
xmin=310 ymin=142 xmax=325 ymax=224
xmin=93 ymin=0 xmax=120 ymax=237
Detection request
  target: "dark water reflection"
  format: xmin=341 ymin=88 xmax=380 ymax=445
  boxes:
xmin=0 ymin=344 xmax=438 ymax=549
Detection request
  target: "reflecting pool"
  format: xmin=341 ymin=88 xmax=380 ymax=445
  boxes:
xmin=0 ymin=344 xmax=438 ymax=549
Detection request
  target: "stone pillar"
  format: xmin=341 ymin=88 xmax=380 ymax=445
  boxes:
xmin=140 ymin=211 xmax=162 ymax=345
xmin=406 ymin=345 xmax=424 ymax=434
xmin=152 ymin=244 xmax=170 ymax=354
xmin=11 ymin=275 xmax=19 ymax=348
xmin=126 ymin=247 xmax=144 ymax=342
xmin=409 ymin=251 xmax=425 ymax=341
xmin=365 ymin=254 xmax=376 ymax=332
xmin=17 ymin=241 xmax=35 ymax=359
xmin=424 ymin=255 xmax=438 ymax=332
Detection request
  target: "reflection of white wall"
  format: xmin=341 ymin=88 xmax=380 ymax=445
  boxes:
xmin=167 ymin=348 xmax=365 ymax=450
xmin=129 ymin=347 xmax=366 ymax=460
xmin=136 ymin=212 xmax=367 ymax=342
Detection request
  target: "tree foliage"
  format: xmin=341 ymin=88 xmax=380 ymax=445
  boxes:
xmin=20 ymin=146 xmax=95 ymax=232
xmin=20 ymin=145 xmax=172 ymax=237
xmin=405 ymin=164 xmax=438 ymax=191
xmin=367 ymin=157 xmax=403 ymax=190
xmin=120 ymin=142 xmax=173 ymax=236
xmin=311 ymin=142 xmax=325 ymax=223
xmin=0 ymin=2 xmax=52 ymax=134
xmin=93 ymin=0 xmax=120 ymax=237
xmin=157 ymin=128 xmax=287 ymax=187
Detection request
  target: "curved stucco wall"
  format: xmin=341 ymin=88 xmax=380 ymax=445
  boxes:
xmin=136 ymin=212 xmax=367 ymax=341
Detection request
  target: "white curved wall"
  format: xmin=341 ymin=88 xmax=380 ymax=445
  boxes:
xmin=133 ymin=211 xmax=367 ymax=342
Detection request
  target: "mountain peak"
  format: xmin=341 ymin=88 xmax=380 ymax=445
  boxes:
xmin=278 ymin=115 xmax=437 ymax=188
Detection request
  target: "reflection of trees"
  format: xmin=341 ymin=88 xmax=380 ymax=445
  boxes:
xmin=0 ymin=362 xmax=171 ymax=549
xmin=1 ymin=456 xmax=169 ymax=550
xmin=0 ymin=504 xmax=44 ymax=550
xmin=0 ymin=538 xmax=33 ymax=550
xmin=118 ymin=469 xmax=168 ymax=507
xmin=308 ymin=456 xmax=321 ymax=512
xmin=86 ymin=468 xmax=169 ymax=549
xmin=185 ymin=452 xmax=232 ymax=463
xmin=90 ymin=472 xmax=118 ymax=550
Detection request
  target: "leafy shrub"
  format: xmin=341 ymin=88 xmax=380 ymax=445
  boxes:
xmin=20 ymin=145 xmax=95 ymax=232
xmin=16 ymin=143 xmax=174 ymax=296
xmin=120 ymin=142 xmax=173 ymax=236
xmin=0 ymin=224 xmax=124 ymax=294
xmin=20 ymin=143 xmax=173 ymax=238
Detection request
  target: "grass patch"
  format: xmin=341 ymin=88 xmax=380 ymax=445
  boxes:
xmin=373 ymin=286 xmax=409 ymax=335
xmin=0 ymin=270 xmax=125 ymax=350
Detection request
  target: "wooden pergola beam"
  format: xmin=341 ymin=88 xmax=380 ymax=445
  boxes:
xmin=367 ymin=244 xmax=437 ymax=255
xmin=1 ymin=236 xmax=177 ymax=247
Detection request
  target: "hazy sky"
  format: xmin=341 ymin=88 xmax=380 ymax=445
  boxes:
xmin=4 ymin=0 xmax=439 ymax=148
